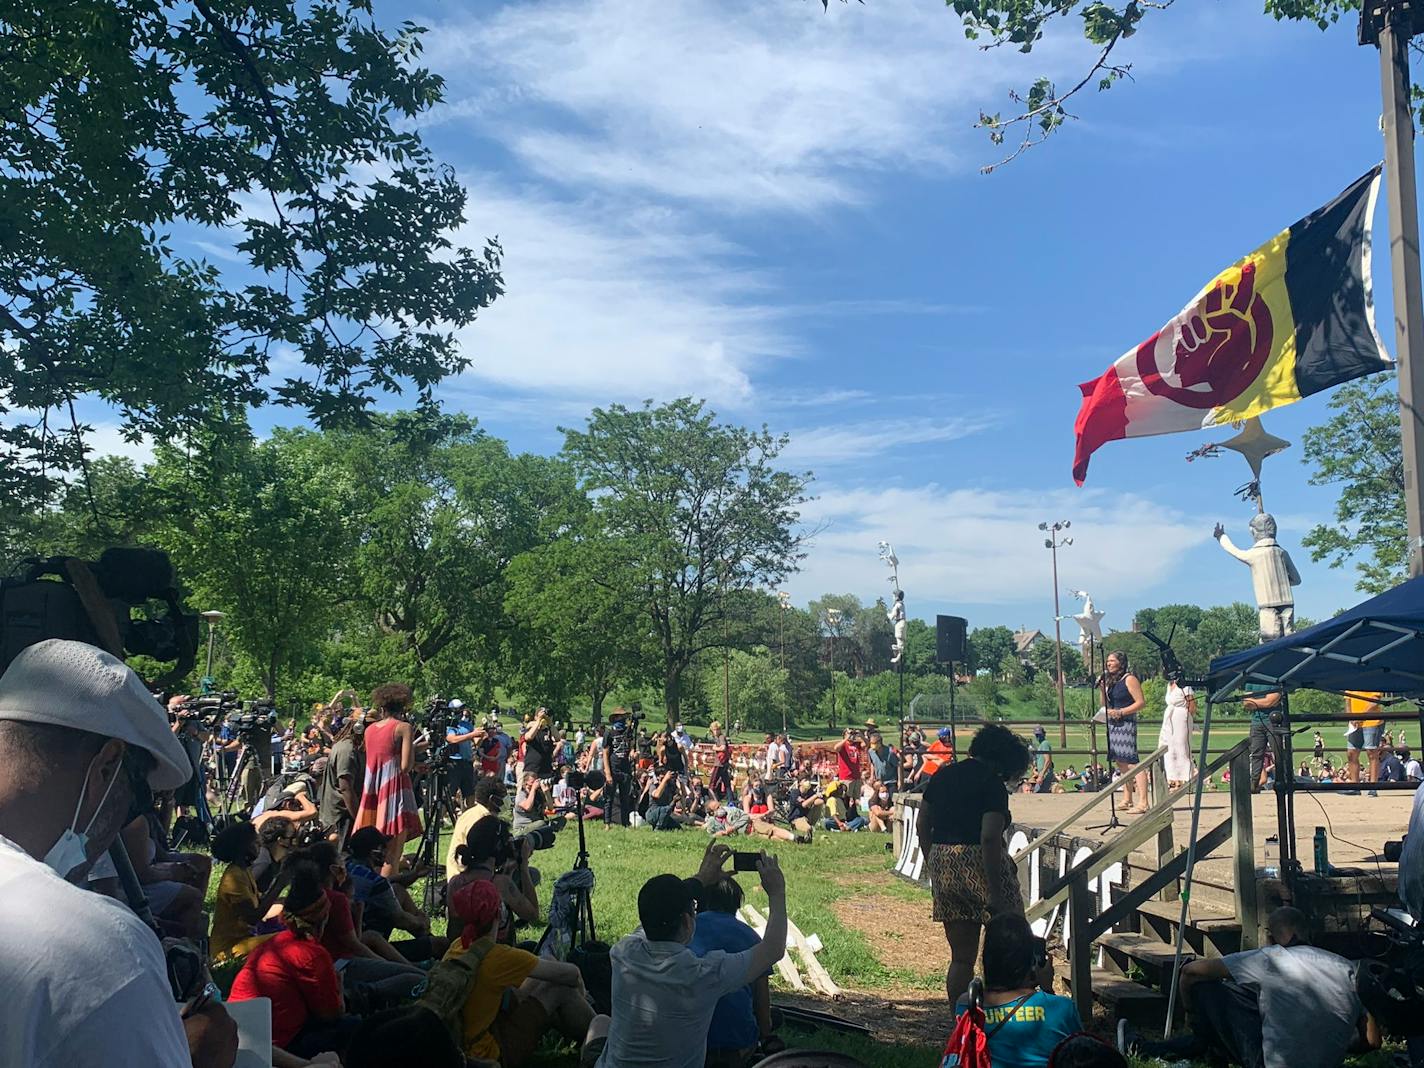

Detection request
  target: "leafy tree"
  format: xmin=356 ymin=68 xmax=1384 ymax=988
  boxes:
xmin=968 ymin=625 xmax=1016 ymax=676
xmin=808 ymin=593 xmax=893 ymax=677
xmin=1301 ymin=374 xmax=1406 ymax=593
xmin=705 ymin=647 xmax=792 ymax=734
xmin=1 ymin=0 xmax=503 ymax=509
xmin=903 ymin=617 xmax=938 ymax=674
xmin=325 ymin=413 xmax=582 ymax=691
xmin=150 ymin=422 xmax=357 ymax=698
xmin=561 ymin=398 xmax=809 ymax=721
xmin=998 ymin=652 xmax=1028 ymax=687
xmin=503 ymin=523 xmax=650 ymax=723
xmin=930 ymin=0 xmax=1391 ymax=169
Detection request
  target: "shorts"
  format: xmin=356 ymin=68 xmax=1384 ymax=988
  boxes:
xmin=1348 ymin=726 xmax=1383 ymax=751
xmin=491 ymin=987 xmax=550 ymax=1068
xmin=927 ymin=843 xmax=1022 ymax=924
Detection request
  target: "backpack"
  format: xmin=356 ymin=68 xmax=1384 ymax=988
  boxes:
xmin=941 ymin=983 xmax=1032 ymax=1068
xmin=417 ymin=936 xmax=496 ymax=1047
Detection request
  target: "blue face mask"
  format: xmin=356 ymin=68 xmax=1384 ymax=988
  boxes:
xmin=42 ymin=750 xmax=121 ymax=880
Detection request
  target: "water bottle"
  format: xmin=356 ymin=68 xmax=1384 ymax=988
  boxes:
xmin=1314 ymin=826 xmax=1330 ymax=876
xmin=1263 ymin=834 xmax=1279 ymax=878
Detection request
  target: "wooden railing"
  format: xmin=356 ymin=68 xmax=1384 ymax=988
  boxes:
xmin=1022 ymin=738 xmax=1254 ymax=1018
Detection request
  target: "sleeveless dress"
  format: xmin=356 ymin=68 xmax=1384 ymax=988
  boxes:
xmin=1106 ymin=675 xmax=1139 ymax=764
xmin=355 ymin=718 xmax=422 ymax=838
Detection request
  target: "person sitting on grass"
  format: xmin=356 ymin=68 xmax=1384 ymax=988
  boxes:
xmin=702 ymin=795 xmax=807 ymax=844
xmin=210 ymin=819 xmax=286 ymax=962
xmin=588 ymin=843 xmax=788 ymax=1068
xmin=442 ymin=877 xmax=598 ymax=1066
xmin=865 ymin=779 xmax=894 ymax=833
xmin=690 ymin=874 xmax=784 ymax=1067
xmin=345 ymin=826 xmax=443 ymax=960
xmin=1119 ymin=906 xmax=1378 ymax=1068
xmin=821 ymin=781 xmax=867 ymax=832
xmin=445 ymin=814 xmax=539 ymax=944
xmin=956 ymin=914 xmax=1079 ymax=1068
xmin=644 ymin=761 xmax=683 ymax=830
xmin=229 ymin=861 xmax=362 ymax=1060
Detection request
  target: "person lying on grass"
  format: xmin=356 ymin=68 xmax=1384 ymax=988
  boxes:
xmin=587 ymin=843 xmax=788 ymax=1068
xmin=702 ymin=795 xmax=808 ymax=844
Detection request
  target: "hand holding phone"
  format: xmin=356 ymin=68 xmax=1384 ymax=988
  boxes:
xmin=732 ymin=850 xmax=761 ymax=872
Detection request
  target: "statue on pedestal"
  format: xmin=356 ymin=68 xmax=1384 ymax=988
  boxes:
xmin=888 ymin=589 xmax=907 ymax=666
xmin=1212 ymin=513 xmax=1301 ymax=641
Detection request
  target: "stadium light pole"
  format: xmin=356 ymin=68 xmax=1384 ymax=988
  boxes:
xmin=825 ymin=607 xmax=843 ymax=731
xmin=1362 ymin=0 xmax=1424 ymax=578
xmin=200 ymin=610 xmax=224 ymax=693
xmin=1038 ymin=522 xmax=1072 ymax=748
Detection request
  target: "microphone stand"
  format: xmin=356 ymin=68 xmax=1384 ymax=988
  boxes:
xmin=1085 ymin=649 xmax=1124 ymax=835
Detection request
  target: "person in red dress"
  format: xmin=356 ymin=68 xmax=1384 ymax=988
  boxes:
xmin=353 ymin=682 xmax=421 ymax=878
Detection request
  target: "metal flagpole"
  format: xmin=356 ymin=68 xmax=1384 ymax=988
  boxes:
xmin=1364 ymin=0 xmax=1424 ymax=578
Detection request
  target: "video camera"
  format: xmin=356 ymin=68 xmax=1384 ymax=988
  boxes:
xmin=225 ymin=700 xmax=279 ymax=739
xmin=0 ymin=547 xmax=198 ymax=684
xmin=171 ymin=691 xmax=240 ymax=730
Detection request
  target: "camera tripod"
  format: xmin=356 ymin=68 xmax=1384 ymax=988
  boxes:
xmin=216 ymin=737 xmax=272 ymax=821
xmin=413 ymin=758 xmax=463 ymax=916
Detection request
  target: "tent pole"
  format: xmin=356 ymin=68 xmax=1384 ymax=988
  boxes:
xmin=1163 ymin=691 xmax=1214 ymax=1037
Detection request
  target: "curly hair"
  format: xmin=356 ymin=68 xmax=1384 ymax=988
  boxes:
xmin=968 ymin=723 xmax=1032 ymax=781
xmin=371 ymin=682 xmax=412 ymax=715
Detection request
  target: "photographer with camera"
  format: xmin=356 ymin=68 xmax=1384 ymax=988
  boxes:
xmin=445 ymin=815 xmax=540 ymax=945
xmin=319 ymin=713 xmax=365 ymax=845
xmin=522 ymin=707 xmax=555 ymax=782
xmin=354 ymin=683 xmax=422 ymax=878
xmin=443 ymin=699 xmax=481 ymax=805
xmin=513 ymin=769 xmax=566 ymax=846
xmin=601 ymin=709 xmax=637 ymax=827
xmin=0 ymin=640 xmax=238 ymax=1068
xmin=587 ymin=843 xmax=787 ymax=1068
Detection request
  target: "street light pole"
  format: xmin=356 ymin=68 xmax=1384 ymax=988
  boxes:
xmin=1039 ymin=521 xmax=1072 ymax=747
xmin=825 ymin=607 xmax=843 ymax=731
xmin=200 ymin=610 xmax=224 ymax=693
xmin=1363 ymin=0 xmax=1424 ymax=578
xmin=777 ymin=591 xmax=791 ymax=734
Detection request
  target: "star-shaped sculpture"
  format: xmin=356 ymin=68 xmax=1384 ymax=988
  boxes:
xmin=1218 ymin=417 xmax=1291 ymax=482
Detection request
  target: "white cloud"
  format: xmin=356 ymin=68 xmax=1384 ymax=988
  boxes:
xmin=787 ymin=482 xmax=1202 ymax=611
xmin=423 ymin=0 xmax=1083 ymax=212
xmin=782 ymin=415 xmax=995 ymax=466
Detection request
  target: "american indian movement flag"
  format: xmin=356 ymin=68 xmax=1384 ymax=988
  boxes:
xmin=1072 ymin=166 xmax=1393 ymax=484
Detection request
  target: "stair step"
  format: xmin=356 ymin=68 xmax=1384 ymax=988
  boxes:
xmin=1060 ymin=966 xmax=1169 ymax=1025
xmin=1134 ymin=897 xmax=1239 ymax=932
xmin=1099 ymin=931 xmax=1189 ymax=970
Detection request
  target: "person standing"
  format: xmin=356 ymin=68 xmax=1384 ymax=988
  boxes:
xmin=1029 ymin=727 xmax=1055 ymax=793
xmin=708 ymin=723 xmax=732 ymax=802
xmin=321 ymin=714 xmax=365 ymax=844
xmin=763 ymin=734 xmax=778 ymax=777
xmin=355 ymin=683 xmax=422 ymax=878
xmin=915 ymin=723 xmax=1034 ymax=1008
xmin=1159 ymin=673 xmax=1197 ymax=789
xmin=1345 ymin=691 xmax=1385 ymax=796
xmin=1103 ymin=651 xmax=1149 ymax=813
xmin=867 ymin=731 xmax=899 ymax=787
xmin=1242 ymin=683 xmax=1283 ymax=794
xmin=443 ymin=700 xmax=480 ymax=806
xmin=834 ymin=727 xmax=864 ymax=789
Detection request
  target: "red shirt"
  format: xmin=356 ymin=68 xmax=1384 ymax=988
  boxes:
xmin=229 ymin=928 xmax=342 ymax=1048
xmin=319 ymin=888 xmax=356 ymax=960
xmin=837 ymin=742 xmax=862 ymax=780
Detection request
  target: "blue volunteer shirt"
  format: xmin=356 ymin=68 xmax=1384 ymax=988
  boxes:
xmin=688 ymin=910 xmax=766 ymax=1051
xmin=446 ymin=716 xmax=474 ymax=761
xmin=954 ymin=991 xmax=1082 ymax=1068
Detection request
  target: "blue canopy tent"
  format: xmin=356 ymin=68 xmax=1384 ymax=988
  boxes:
xmin=1161 ymin=575 xmax=1424 ymax=1033
xmin=1207 ymin=575 xmax=1424 ymax=701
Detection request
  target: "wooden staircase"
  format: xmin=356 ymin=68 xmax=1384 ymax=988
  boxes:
xmin=1025 ymin=739 xmax=1257 ymax=1029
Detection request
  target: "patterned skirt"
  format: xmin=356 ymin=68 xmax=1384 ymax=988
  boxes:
xmin=354 ymin=757 xmax=423 ymax=839
xmin=926 ymin=843 xmax=1022 ymax=924
xmin=1107 ymin=714 xmax=1139 ymax=765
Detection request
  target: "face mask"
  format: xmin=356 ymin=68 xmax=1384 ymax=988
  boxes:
xmin=43 ymin=750 xmax=122 ymax=879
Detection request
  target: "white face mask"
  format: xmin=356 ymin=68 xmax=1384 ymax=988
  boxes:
xmin=43 ymin=750 xmax=121 ymax=880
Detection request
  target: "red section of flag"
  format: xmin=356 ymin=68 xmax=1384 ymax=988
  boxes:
xmin=1072 ymin=365 xmax=1129 ymax=485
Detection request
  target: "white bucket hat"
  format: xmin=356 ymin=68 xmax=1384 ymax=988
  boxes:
xmin=0 ymin=639 xmax=192 ymax=790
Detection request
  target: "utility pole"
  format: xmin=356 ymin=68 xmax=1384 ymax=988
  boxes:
xmin=1039 ymin=521 xmax=1072 ymax=748
xmin=1363 ymin=0 xmax=1424 ymax=577
xmin=825 ymin=607 xmax=843 ymax=731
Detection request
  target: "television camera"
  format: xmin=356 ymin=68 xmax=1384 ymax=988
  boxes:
xmin=0 ymin=547 xmax=198 ymax=684
xmin=170 ymin=691 xmax=240 ymax=730
xmin=225 ymin=700 xmax=279 ymax=740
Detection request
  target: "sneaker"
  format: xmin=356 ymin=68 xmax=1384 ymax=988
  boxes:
xmin=794 ymin=833 xmax=812 ymax=845
xmin=1368 ymin=789 xmax=1379 ymax=798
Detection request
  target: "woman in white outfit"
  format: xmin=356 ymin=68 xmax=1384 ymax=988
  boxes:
xmin=1159 ymin=672 xmax=1197 ymax=787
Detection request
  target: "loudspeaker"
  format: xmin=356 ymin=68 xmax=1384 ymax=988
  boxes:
xmin=936 ymin=615 xmax=967 ymax=665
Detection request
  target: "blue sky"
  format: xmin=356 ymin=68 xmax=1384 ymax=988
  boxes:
xmin=84 ymin=0 xmax=1408 ymax=634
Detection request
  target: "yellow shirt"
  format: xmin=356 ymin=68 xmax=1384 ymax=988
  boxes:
xmin=1346 ymin=692 xmax=1383 ymax=727
xmin=445 ymin=803 xmax=492 ymax=875
xmin=442 ymin=938 xmax=539 ymax=1060
xmin=210 ymin=864 xmax=273 ymax=962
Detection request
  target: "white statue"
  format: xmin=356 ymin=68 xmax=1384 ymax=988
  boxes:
xmin=1213 ymin=513 xmax=1301 ymax=641
xmin=1068 ymin=589 xmax=1105 ymax=645
xmin=888 ymin=589 xmax=907 ymax=665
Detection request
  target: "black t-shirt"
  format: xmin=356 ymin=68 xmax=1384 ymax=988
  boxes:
xmin=921 ymin=758 xmax=1010 ymax=845
xmin=523 ymin=732 xmax=554 ymax=777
